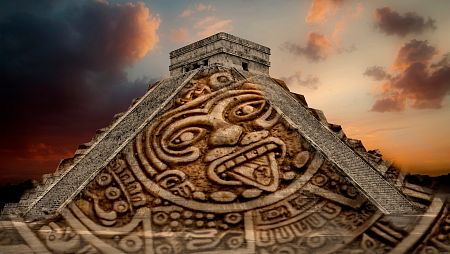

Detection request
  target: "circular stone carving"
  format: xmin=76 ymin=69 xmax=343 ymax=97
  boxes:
xmin=209 ymin=72 xmax=234 ymax=89
xmin=311 ymin=173 xmax=328 ymax=187
xmin=155 ymin=244 xmax=173 ymax=254
xmin=96 ymin=173 xmax=112 ymax=186
xmin=127 ymin=80 xmax=324 ymax=213
xmin=119 ymin=235 xmax=143 ymax=252
xmin=105 ymin=187 xmax=121 ymax=200
xmin=226 ymin=234 xmax=244 ymax=249
xmin=224 ymin=213 xmax=242 ymax=225
xmin=306 ymin=235 xmax=326 ymax=248
xmin=153 ymin=212 xmax=169 ymax=226
xmin=113 ymin=200 xmax=129 ymax=213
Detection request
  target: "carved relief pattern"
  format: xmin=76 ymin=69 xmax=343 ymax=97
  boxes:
xmin=415 ymin=204 xmax=450 ymax=253
xmin=335 ymin=214 xmax=416 ymax=253
xmin=0 ymin=70 xmax=443 ymax=253
xmin=130 ymin=71 xmax=308 ymax=207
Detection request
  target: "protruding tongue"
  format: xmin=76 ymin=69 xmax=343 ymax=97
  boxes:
xmin=227 ymin=152 xmax=279 ymax=192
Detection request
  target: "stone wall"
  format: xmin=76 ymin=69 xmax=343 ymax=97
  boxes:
xmin=169 ymin=32 xmax=270 ymax=75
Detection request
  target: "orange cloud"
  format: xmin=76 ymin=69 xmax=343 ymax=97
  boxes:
xmin=308 ymin=32 xmax=332 ymax=57
xmin=283 ymin=32 xmax=332 ymax=62
xmin=195 ymin=16 xmax=232 ymax=38
xmin=332 ymin=3 xmax=364 ymax=44
xmin=180 ymin=8 xmax=193 ymax=18
xmin=196 ymin=3 xmax=215 ymax=12
xmin=180 ymin=3 xmax=215 ymax=18
xmin=175 ymin=4 xmax=232 ymax=42
xmin=306 ymin=0 xmax=344 ymax=23
xmin=331 ymin=17 xmax=346 ymax=43
xmin=289 ymin=2 xmax=361 ymax=62
xmin=124 ymin=2 xmax=160 ymax=59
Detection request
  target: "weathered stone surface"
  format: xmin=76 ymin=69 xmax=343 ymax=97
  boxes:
xmin=169 ymin=32 xmax=270 ymax=76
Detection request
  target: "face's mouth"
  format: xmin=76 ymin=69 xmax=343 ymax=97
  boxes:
xmin=207 ymin=137 xmax=286 ymax=192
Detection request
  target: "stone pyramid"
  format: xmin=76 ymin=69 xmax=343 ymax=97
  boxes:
xmin=1 ymin=33 xmax=448 ymax=254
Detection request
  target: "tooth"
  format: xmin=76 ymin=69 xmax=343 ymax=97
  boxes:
xmin=234 ymin=155 xmax=246 ymax=164
xmin=245 ymin=151 xmax=258 ymax=159
xmin=225 ymin=160 xmax=235 ymax=169
xmin=253 ymin=156 xmax=268 ymax=165
xmin=266 ymin=144 xmax=277 ymax=150
xmin=217 ymin=165 xmax=227 ymax=173
xmin=246 ymin=162 xmax=260 ymax=169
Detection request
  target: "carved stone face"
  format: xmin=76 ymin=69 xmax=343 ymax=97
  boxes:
xmin=133 ymin=72 xmax=311 ymax=210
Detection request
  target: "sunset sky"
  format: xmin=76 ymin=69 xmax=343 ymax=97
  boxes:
xmin=1 ymin=0 xmax=449 ymax=184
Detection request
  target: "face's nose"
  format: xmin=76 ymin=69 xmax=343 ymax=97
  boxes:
xmin=209 ymin=123 xmax=243 ymax=146
xmin=207 ymin=96 xmax=244 ymax=147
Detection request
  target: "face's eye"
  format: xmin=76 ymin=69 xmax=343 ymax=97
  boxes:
xmin=168 ymin=127 xmax=207 ymax=149
xmin=228 ymin=100 xmax=267 ymax=122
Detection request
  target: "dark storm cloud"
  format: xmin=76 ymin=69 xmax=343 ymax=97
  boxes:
xmin=369 ymin=40 xmax=450 ymax=112
xmin=0 ymin=0 xmax=160 ymax=183
xmin=374 ymin=7 xmax=436 ymax=37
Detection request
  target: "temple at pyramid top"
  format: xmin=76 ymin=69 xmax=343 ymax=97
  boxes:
xmin=169 ymin=32 xmax=271 ymax=76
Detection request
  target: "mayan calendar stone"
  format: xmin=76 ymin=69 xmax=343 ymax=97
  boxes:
xmin=1 ymin=32 xmax=449 ymax=254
